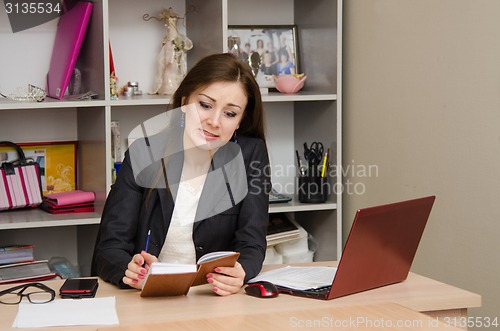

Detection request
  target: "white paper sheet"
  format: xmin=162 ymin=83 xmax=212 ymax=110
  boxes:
xmin=248 ymin=266 xmax=337 ymax=290
xmin=13 ymin=296 xmax=119 ymax=328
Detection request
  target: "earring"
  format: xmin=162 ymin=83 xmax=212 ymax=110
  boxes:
xmin=180 ymin=112 xmax=185 ymax=128
xmin=233 ymin=131 xmax=238 ymax=144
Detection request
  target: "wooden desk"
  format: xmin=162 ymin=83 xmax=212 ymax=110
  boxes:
xmin=98 ymin=302 xmax=464 ymax=331
xmin=0 ymin=263 xmax=480 ymax=330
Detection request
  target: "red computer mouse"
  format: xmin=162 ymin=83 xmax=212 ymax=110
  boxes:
xmin=244 ymin=281 xmax=279 ymax=298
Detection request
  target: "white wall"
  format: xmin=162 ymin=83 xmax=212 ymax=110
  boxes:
xmin=343 ymin=1 xmax=500 ymax=328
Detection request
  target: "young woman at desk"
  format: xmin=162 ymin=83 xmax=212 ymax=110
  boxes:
xmin=92 ymin=53 xmax=271 ymax=296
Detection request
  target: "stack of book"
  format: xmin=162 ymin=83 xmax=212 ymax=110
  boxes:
xmin=0 ymin=260 xmax=58 ymax=284
xmin=0 ymin=245 xmax=35 ymax=265
xmin=266 ymin=213 xmax=305 ymax=246
xmin=0 ymin=245 xmax=59 ymax=284
xmin=40 ymin=190 xmax=95 ymax=214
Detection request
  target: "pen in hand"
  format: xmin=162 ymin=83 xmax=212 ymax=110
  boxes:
xmin=141 ymin=230 xmax=151 ymax=268
xmin=145 ymin=229 xmax=151 ymax=253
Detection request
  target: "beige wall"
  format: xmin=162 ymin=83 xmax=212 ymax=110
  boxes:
xmin=343 ymin=0 xmax=500 ymax=327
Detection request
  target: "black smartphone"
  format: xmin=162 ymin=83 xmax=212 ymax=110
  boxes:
xmin=59 ymin=278 xmax=99 ymax=299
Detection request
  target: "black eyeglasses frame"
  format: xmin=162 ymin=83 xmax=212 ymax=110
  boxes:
xmin=0 ymin=282 xmax=55 ymax=305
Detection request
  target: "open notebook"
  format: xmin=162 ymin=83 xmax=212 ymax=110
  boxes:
xmin=250 ymin=196 xmax=436 ymax=300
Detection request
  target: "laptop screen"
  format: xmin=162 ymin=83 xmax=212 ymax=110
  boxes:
xmin=328 ymin=195 xmax=435 ymax=299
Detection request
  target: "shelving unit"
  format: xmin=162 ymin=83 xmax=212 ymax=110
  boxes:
xmin=0 ymin=0 xmax=342 ymax=275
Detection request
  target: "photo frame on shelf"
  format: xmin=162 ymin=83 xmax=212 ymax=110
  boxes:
xmin=0 ymin=141 xmax=77 ymax=195
xmin=228 ymin=25 xmax=299 ymax=89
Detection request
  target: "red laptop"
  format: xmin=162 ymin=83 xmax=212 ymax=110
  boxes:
xmin=277 ymin=195 xmax=436 ymax=300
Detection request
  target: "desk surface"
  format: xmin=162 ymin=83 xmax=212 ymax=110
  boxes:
xmin=0 ymin=262 xmax=480 ymax=331
xmin=98 ymin=302 xmax=465 ymax=331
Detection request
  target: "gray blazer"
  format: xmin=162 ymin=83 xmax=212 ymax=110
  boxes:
xmin=91 ymin=135 xmax=271 ymax=288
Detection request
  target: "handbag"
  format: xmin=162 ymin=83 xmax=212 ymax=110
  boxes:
xmin=0 ymin=141 xmax=43 ymax=211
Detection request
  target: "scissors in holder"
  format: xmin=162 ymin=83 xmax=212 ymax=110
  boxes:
xmin=304 ymin=141 xmax=324 ymax=177
xmin=309 ymin=142 xmax=324 ymax=163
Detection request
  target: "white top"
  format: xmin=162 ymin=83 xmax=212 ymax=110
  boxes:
xmin=158 ymin=175 xmax=205 ymax=264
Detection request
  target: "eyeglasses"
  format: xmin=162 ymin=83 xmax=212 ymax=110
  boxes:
xmin=0 ymin=282 xmax=55 ymax=305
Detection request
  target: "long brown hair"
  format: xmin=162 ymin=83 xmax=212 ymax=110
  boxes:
xmin=171 ymin=53 xmax=266 ymax=143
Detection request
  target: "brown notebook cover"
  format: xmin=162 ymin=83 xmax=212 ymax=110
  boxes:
xmin=192 ymin=252 xmax=240 ymax=286
xmin=140 ymin=252 xmax=240 ymax=297
xmin=141 ymin=272 xmax=198 ymax=297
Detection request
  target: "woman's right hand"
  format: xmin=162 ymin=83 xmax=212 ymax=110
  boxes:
xmin=122 ymin=250 xmax=158 ymax=289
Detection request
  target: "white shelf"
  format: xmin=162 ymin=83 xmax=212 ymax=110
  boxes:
xmin=108 ymin=92 xmax=337 ymax=106
xmin=262 ymin=92 xmax=337 ymax=103
xmin=0 ymin=92 xmax=336 ymax=110
xmin=0 ymin=208 xmax=101 ymax=230
xmin=109 ymin=92 xmax=337 ymax=105
xmin=0 ymin=199 xmax=337 ymax=229
xmin=0 ymin=99 xmax=107 ymax=110
xmin=0 ymin=197 xmax=337 ymax=230
xmin=269 ymin=198 xmax=337 ymax=213
xmin=109 ymin=94 xmax=172 ymax=107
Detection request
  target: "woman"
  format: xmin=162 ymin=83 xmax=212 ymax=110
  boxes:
xmin=92 ymin=53 xmax=271 ymax=296
xmin=255 ymin=39 xmax=265 ymax=57
xmin=260 ymin=52 xmax=278 ymax=75
xmin=276 ymin=48 xmax=295 ymax=75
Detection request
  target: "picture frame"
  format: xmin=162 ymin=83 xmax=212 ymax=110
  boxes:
xmin=0 ymin=141 xmax=77 ymax=195
xmin=228 ymin=25 xmax=299 ymax=88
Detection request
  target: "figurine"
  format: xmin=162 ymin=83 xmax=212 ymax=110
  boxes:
xmin=110 ymin=72 xmax=119 ymax=100
xmin=149 ymin=7 xmax=193 ymax=95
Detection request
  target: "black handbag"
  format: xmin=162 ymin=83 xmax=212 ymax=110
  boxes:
xmin=0 ymin=141 xmax=43 ymax=211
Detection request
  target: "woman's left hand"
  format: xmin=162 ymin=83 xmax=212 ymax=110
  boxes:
xmin=206 ymin=261 xmax=246 ymax=296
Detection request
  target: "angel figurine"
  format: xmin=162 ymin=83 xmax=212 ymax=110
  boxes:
xmin=149 ymin=7 xmax=193 ymax=95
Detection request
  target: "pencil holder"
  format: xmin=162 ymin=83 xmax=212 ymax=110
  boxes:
xmin=298 ymin=176 xmax=328 ymax=203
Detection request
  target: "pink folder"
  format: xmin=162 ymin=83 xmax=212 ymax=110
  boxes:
xmin=44 ymin=190 xmax=95 ymax=206
xmin=46 ymin=1 xmax=93 ymax=100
